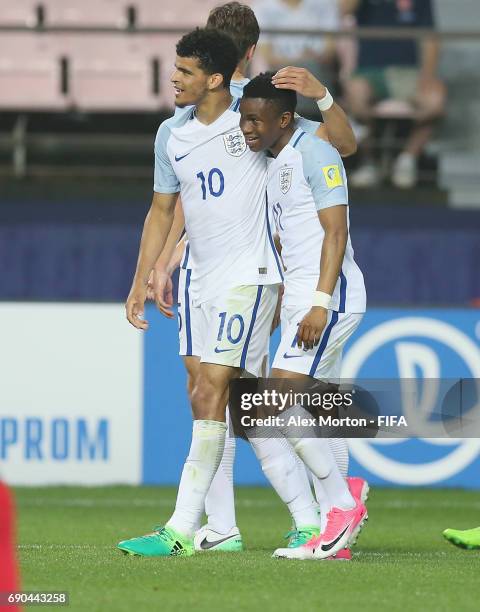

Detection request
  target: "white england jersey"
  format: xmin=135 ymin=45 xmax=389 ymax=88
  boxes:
xmin=267 ymin=128 xmax=366 ymax=313
xmin=176 ymin=79 xmax=321 ymax=278
xmin=154 ymin=97 xmax=283 ymax=305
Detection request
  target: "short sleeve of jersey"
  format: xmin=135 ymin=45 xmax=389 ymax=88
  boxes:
xmin=295 ymin=114 xmax=320 ymax=135
xmin=153 ymin=122 xmax=180 ymax=194
xmin=300 ymin=141 xmax=348 ymax=210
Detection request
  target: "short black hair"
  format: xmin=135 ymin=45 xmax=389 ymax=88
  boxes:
xmin=176 ymin=27 xmax=239 ymax=88
xmin=207 ymin=2 xmax=260 ymax=59
xmin=242 ymin=72 xmax=297 ymax=115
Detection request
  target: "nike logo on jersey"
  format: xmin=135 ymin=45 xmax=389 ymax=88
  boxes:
xmin=283 ymin=353 xmax=304 ymax=359
xmin=200 ymin=535 xmax=235 ymax=550
xmin=175 ymin=153 xmax=190 ymax=162
xmin=215 ymin=347 xmax=234 ymax=354
xmin=319 ymin=524 xmax=351 ymax=552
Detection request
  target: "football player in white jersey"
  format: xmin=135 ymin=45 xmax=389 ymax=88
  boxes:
xmin=239 ymin=73 xmax=368 ymax=559
xmin=146 ymin=3 xmax=360 ymax=554
xmin=120 ymin=28 xmax=290 ymax=558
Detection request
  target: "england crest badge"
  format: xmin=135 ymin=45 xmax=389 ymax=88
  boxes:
xmin=223 ymin=129 xmax=247 ymax=157
xmin=279 ymin=167 xmax=293 ymax=194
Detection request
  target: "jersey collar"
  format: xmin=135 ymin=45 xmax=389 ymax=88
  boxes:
xmin=288 ymin=127 xmax=307 ymax=149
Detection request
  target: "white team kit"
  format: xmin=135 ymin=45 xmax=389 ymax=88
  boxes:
xmin=269 ymin=128 xmax=366 ymax=379
xmin=155 ymin=82 xmax=282 ymax=376
xmin=118 ymin=78 xmax=369 ymax=560
xmin=175 ymin=79 xmax=324 ymax=374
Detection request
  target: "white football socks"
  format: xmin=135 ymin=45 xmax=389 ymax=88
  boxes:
xmin=280 ymin=405 xmax=355 ymax=512
xmin=167 ymin=419 xmax=227 ymax=538
xmin=204 ymin=412 xmax=236 ymax=535
xmin=249 ymin=435 xmax=320 ymax=528
xmin=329 ymin=438 xmax=349 ymax=477
xmin=312 ymin=439 xmax=351 ymax=529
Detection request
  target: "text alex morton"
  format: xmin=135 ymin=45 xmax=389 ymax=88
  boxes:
xmin=240 ymin=414 xmax=408 ymax=427
xmin=239 ymin=391 xmax=407 ymax=427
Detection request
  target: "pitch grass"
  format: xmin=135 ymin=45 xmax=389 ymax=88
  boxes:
xmin=15 ymin=486 xmax=480 ymax=612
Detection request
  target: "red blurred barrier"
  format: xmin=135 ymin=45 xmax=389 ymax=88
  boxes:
xmin=0 ymin=482 xmax=20 ymax=612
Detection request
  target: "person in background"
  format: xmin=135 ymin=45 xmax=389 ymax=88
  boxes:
xmin=342 ymin=0 xmax=446 ymax=188
xmin=253 ymin=0 xmax=341 ymax=113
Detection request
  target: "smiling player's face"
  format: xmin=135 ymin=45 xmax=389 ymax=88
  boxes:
xmin=171 ymin=56 xmax=211 ymax=107
xmin=239 ymin=98 xmax=285 ymax=154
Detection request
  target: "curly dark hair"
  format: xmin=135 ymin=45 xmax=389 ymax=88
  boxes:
xmin=242 ymin=72 xmax=297 ymax=115
xmin=176 ymin=27 xmax=239 ymax=88
xmin=207 ymin=2 xmax=260 ymax=59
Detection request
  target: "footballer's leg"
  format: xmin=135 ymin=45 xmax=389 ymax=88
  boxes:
xmin=118 ymin=360 xmax=238 ymax=557
xmin=165 ymin=361 xmax=241 ymax=533
xmin=182 ymin=355 xmax=200 ymax=401
xmin=270 ymin=368 xmax=363 ymax=560
xmin=180 ymin=269 xmax=242 ymax=552
xmin=118 ymin=284 xmax=273 ymax=557
xmin=271 ymin=309 xmax=367 ymax=560
xmin=197 ymin=410 xmax=242 ymax=552
xmin=166 ymin=284 xmax=280 ymax=550
xmin=248 ymin=434 xmax=321 ymax=545
xmin=182 ymin=355 xmax=242 ymax=551
xmin=199 ymin=284 xmax=321 ymax=546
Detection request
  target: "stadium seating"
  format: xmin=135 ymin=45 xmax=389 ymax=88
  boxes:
xmin=45 ymin=0 xmax=129 ymax=28
xmin=0 ymin=0 xmax=40 ymax=27
xmin=63 ymin=34 xmax=162 ymax=111
xmin=0 ymin=31 xmax=180 ymax=111
xmin=0 ymin=34 xmax=68 ymax=110
xmin=134 ymin=0 xmax=210 ymax=28
xmin=142 ymin=34 xmax=179 ymax=109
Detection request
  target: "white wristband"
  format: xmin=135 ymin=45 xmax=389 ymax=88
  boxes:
xmin=316 ymin=88 xmax=334 ymax=112
xmin=312 ymin=291 xmax=331 ymax=309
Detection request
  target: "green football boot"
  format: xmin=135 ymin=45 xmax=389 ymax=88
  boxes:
xmin=117 ymin=525 xmax=194 ymax=557
xmin=443 ymin=527 xmax=480 ymax=550
xmin=285 ymin=525 xmax=321 ymax=548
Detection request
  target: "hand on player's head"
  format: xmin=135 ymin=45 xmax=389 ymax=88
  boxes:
xmin=272 ymin=67 xmax=327 ymax=101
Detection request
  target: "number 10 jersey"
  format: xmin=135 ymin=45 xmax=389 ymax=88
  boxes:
xmin=154 ymin=99 xmax=283 ymax=306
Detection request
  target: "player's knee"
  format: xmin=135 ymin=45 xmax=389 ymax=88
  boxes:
xmin=191 ymin=376 xmax=221 ymax=420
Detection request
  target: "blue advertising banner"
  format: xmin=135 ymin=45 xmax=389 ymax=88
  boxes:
xmin=143 ymin=306 xmax=480 ymax=488
xmin=342 ymin=310 xmax=480 ymax=488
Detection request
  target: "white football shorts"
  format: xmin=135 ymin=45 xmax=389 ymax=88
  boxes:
xmin=272 ymin=305 xmax=363 ymax=380
xmin=178 ymin=267 xmax=276 ymax=377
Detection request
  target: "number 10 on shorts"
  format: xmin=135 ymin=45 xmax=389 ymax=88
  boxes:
xmin=217 ymin=312 xmax=245 ymax=345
